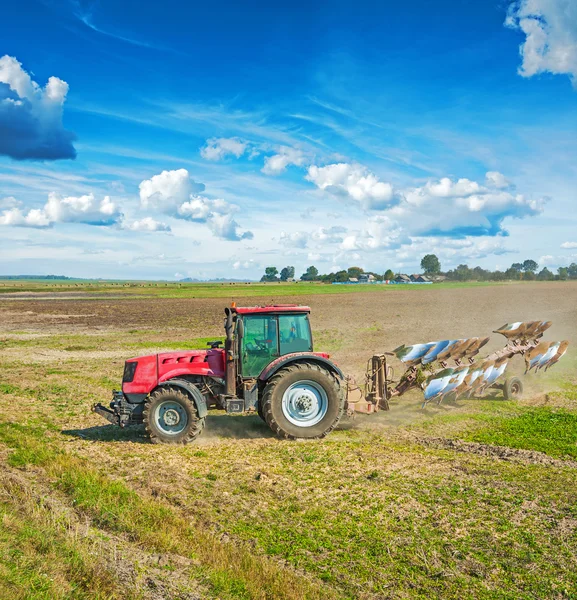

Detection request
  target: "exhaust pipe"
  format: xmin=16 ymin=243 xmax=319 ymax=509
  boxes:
xmin=224 ymin=307 xmax=237 ymax=396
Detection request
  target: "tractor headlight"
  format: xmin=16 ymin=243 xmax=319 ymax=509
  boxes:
xmin=122 ymin=361 xmax=138 ymax=383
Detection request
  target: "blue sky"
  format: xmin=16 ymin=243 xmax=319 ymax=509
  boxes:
xmin=0 ymin=0 xmax=576 ymax=279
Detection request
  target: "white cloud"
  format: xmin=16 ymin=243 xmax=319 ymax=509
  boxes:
xmin=0 ymin=192 xmax=121 ymax=228
xmin=209 ymin=213 xmax=254 ymax=241
xmin=311 ymin=226 xmax=347 ymax=244
xmin=139 ymin=168 xmax=252 ymax=241
xmin=506 ymin=0 xmax=577 ymax=85
xmin=485 ymin=171 xmax=511 ymax=189
xmin=395 ymin=172 xmax=545 ymax=236
xmin=306 ymin=163 xmax=395 ymax=210
xmin=122 ymin=217 xmax=171 ymax=232
xmin=279 ymin=231 xmax=309 ymax=248
xmin=0 ymin=196 xmax=22 ymax=209
xmin=200 ymin=137 xmax=248 ymax=161
xmin=262 ymin=146 xmax=306 ymax=175
xmin=178 ymin=196 xmax=236 ymax=221
xmin=561 ymin=241 xmax=577 ymax=248
xmin=0 ymin=55 xmax=76 ymax=159
xmin=539 ymin=254 xmax=556 ymax=266
xmin=233 ymin=259 xmax=256 ymax=270
xmin=139 ymin=168 xmax=204 ymax=211
xmin=339 ymin=216 xmax=408 ymax=251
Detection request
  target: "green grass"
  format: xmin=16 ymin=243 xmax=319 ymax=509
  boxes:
xmin=0 ymin=279 xmax=524 ymax=298
xmin=461 ymin=407 xmax=577 ymax=459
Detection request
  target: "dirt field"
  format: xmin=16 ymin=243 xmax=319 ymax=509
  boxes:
xmin=1 ymin=281 xmax=576 ymax=599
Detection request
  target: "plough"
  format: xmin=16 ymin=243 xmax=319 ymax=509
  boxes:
xmin=347 ymin=320 xmax=569 ymax=413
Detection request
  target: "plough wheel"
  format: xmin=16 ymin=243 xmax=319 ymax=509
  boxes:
xmin=503 ymin=376 xmax=523 ymax=400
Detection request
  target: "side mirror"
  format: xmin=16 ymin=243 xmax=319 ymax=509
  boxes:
xmin=237 ymin=319 xmax=244 ymax=339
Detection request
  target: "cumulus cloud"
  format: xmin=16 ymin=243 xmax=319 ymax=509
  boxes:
xmin=200 ymin=137 xmax=248 ymax=161
xmin=279 ymin=231 xmax=309 ymax=248
xmin=561 ymin=241 xmax=577 ymax=248
xmin=233 ymin=259 xmax=256 ymax=270
xmin=139 ymin=168 xmax=205 ymax=211
xmin=395 ymin=172 xmax=545 ymax=237
xmin=139 ymin=168 xmax=252 ymax=241
xmin=506 ymin=0 xmax=577 ymax=85
xmin=485 ymin=171 xmax=511 ymax=189
xmin=340 ymin=216 xmax=408 ymax=251
xmin=262 ymin=146 xmax=306 ymax=175
xmin=0 ymin=192 xmax=121 ymax=228
xmin=122 ymin=217 xmax=171 ymax=232
xmin=0 ymin=55 xmax=76 ymax=160
xmin=311 ymin=226 xmax=347 ymax=244
xmin=306 ymin=163 xmax=395 ymax=210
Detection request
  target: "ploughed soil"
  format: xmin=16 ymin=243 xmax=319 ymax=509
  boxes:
xmin=1 ymin=281 xmax=576 ymax=377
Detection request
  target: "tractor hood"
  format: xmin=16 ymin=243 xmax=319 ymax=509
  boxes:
xmin=122 ymin=348 xmax=225 ymax=395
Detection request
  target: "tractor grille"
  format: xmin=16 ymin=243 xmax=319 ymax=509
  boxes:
xmin=122 ymin=361 xmax=138 ymax=383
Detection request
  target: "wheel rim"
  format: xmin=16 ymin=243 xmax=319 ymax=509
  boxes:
xmin=154 ymin=400 xmax=188 ymax=434
xmin=281 ymin=380 xmax=328 ymax=427
xmin=510 ymin=381 xmax=521 ymax=396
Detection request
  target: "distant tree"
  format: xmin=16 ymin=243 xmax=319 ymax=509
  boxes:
xmin=522 ymin=259 xmax=538 ymax=273
xmin=568 ymin=263 xmax=577 ymax=279
xmin=510 ymin=262 xmax=523 ymax=272
xmin=421 ymin=254 xmax=441 ymax=274
xmin=280 ymin=266 xmax=295 ymax=281
xmin=454 ymin=264 xmax=471 ymax=281
xmin=537 ymin=267 xmax=554 ymax=281
xmin=505 ymin=267 xmax=521 ymax=280
xmin=472 ymin=266 xmax=489 ymax=281
xmin=334 ymin=270 xmax=348 ymax=282
xmin=347 ymin=266 xmax=364 ymax=279
xmin=260 ymin=266 xmax=279 ymax=282
xmin=300 ymin=265 xmax=319 ymax=281
xmin=523 ymin=270 xmax=536 ymax=281
xmin=384 ymin=269 xmax=395 ymax=280
xmin=558 ymin=267 xmax=568 ymax=280
xmin=491 ymin=270 xmax=506 ymax=281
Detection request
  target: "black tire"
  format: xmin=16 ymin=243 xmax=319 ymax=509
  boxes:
xmin=503 ymin=376 xmax=523 ymax=400
xmin=143 ymin=387 xmax=205 ymax=444
xmin=257 ymin=400 xmax=266 ymax=422
xmin=261 ymin=362 xmax=345 ymax=440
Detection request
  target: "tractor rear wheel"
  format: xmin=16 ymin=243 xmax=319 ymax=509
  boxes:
xmin=503 ymin=376 xmax=523 ymax=400
xmin=261 ymin=362 xmax=344 ymax=440
xmin=143 ymin=387 xmax=205 ymax=444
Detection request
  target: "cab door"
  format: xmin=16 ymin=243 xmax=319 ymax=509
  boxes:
xmin=240 ymin=315 xmax=280 ymax=377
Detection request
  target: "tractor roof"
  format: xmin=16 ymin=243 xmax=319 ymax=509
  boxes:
xmin=234 ymin=304 xmax=310 ymax=315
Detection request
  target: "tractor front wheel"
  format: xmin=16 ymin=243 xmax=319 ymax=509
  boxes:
xmin=261 ymin=363 xmax=344 ymax=440
xmin=143 ymin=387 xmax=205 ymax=444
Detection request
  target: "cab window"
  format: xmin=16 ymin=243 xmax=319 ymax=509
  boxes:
xmin=241 ymin=315 xmax=279 ymax=377
xmin=279 ymin=314 xmax=313 ymax=354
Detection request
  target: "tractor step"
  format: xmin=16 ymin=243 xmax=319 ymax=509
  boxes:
xmin=222 ymin=397 xmax=244 ymax=413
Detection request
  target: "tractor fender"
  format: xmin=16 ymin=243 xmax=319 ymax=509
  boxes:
xmin=259 ymin=353 xmax=344 ymax=382
xmin=156 ymin=378 xmax=208 ymax=418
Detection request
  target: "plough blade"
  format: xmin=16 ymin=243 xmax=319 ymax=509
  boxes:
xmin=422 ymin=367 xmax=454 ymax=405
xmin=392 ymin=342 xmax=436 ymax=364
xmin=422 ymin=340 xmax=457 ymax=365
xmin=544 ymin=340 xmax=569 ymax=371
xmin=494 ymin=320 xmax=552 ymax=341
xmin=525 ymin=341 xmax=555 ymax=372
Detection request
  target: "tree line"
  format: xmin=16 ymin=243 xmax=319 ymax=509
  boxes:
xmin=260 ymin=255 xmax=577 ymax=283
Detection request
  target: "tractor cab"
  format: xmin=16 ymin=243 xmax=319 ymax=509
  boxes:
xmin=233 ymin=306 xmax=313 ymax=377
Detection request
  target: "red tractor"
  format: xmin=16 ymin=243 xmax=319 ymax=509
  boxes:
xmin=93 ymin=304 xmax=346 ymax=443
